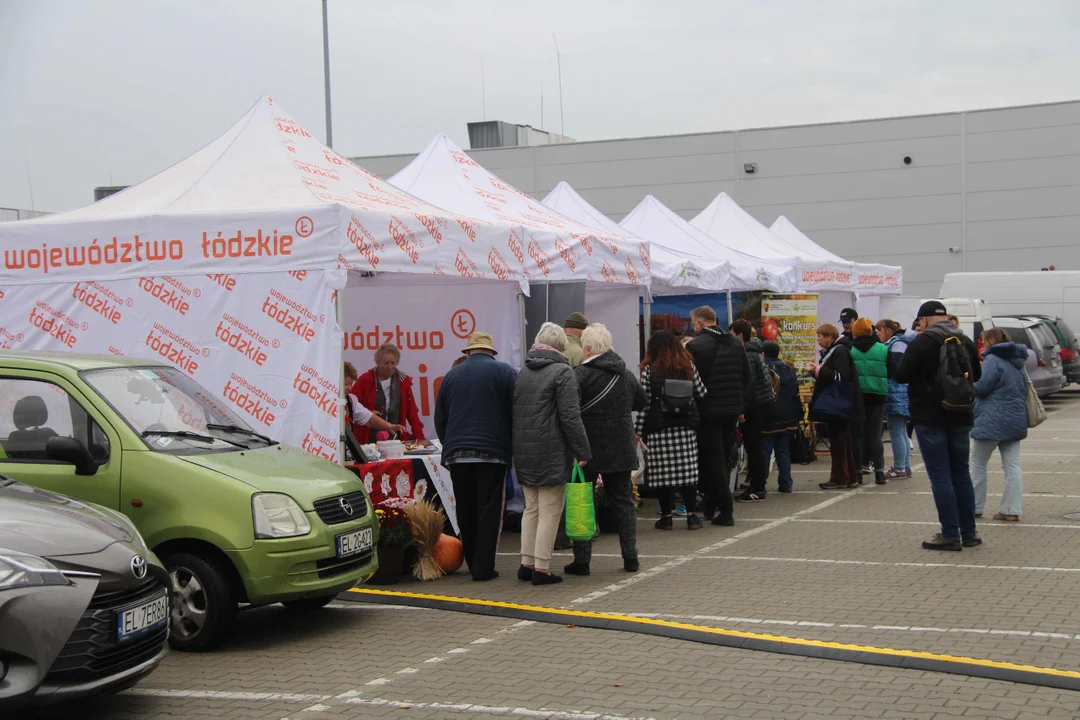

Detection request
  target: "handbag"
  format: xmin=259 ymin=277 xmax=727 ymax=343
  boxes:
xmin=1023 ymin=368 xmax=1047 ymax=428
xmin=810 ymin=372 xmax=855 ymax=422
xmin=564 ymin=462 xmax=598 ymax=542
xmin=659 ymin=378 xmax=695 ymax=416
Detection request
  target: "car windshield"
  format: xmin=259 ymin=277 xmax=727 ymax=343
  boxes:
xmin=82 ymin=366 xmax=275 ymax=454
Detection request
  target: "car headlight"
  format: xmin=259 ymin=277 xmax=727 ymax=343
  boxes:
xmin=0 ymin=551 xmax=70 ymax=590
xmin=252 ymin=493 xmax=312 ymax=539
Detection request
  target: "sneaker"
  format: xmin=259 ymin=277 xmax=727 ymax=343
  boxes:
xmin=874 ymin=471 xmax=887 ymax=485
xmin=655 ymin=515 xmax=674 ymax=531
xmin=962 ymin=534 xmax=983 ymax=548
xmin=675 ymin=504 xmax=688 ymax=517
xmin=819 ymin=481 xmax=853 ymax=490
xmin=687 ymin=514 xmax=704 ymax=530
xmin=517 ymin=565 xmax=533 ymax=582
xmin=921 ymin=533 xmax=963 ymax=552
xmin=992 ymin=513 xmax=1020 ymax=522
xmin=861 ymin=466 xmax=871 ymax=475
xmin=564 ymin=561 xmax=591 ymax=576
xmin=735 ymin=489 xmax=766 ymax=503
xmin=532 ymin=570 xmax=563 ymax=585
xmin=885 ymin=468 xmax=907 ymax=480
xmin=712 ymin=513 xmax=735 ymax=526
xmin=623 ymin=558 xmax=640 ymax=573
xmin=905 ymin=468 xmax=913 ymax=478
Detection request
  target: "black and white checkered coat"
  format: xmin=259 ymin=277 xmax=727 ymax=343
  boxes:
xmin=634 ymin=365 xmax=707 ymax=488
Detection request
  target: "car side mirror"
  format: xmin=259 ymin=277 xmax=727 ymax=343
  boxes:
xmin=46 ymin=437 xmax=99 ymax=476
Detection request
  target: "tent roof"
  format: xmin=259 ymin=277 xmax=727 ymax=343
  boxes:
xmin=390 ymin=136 xmax=648 ymax=287
xmin=689 ymin=192 xmax=804 ymax=262
xmin=541 ymin=182 xmax=729 ymax=295
xmin=0 ymin=97 xmax=524 ymax=286
xmin=620 ymin=196 xmax=799 ymax=292
xmin=770 ymin=215 xmax=850 ymax=265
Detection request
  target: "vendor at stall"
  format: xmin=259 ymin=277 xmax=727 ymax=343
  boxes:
xmin=351 ymin=344 xmax=427 ymax=444
xmin=344 ymin=361 xmax=406 ymax=439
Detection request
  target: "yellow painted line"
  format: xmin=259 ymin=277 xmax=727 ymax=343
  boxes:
xmin=347 ymin=587 xmax=1080 ymax=681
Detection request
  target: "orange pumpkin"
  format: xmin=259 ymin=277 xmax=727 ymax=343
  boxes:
xmin=433 ymin=534 xmax=464 ymax=573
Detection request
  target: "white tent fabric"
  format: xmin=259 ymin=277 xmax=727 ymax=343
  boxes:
xmin=389 ymin=136 xmax=649 ymax=288
xmin=0 ymin=97 xmax=527 ymax=288
xmin=620 ymin=196 xmax=799 ymax=292
xmin=541 ymin=182 xmax=729 ymax=295
xmin=771 ymin=215 xmax=902 ymax=295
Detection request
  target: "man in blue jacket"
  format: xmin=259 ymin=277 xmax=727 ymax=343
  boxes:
xmin=435 ymin=332 xmax=517 ymax=581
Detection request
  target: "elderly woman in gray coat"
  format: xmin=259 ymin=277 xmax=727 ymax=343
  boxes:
xmin=565 ymin=324 xmax=647 ymax=577
xmin=513 ymin=322 xmax=593 ymax=585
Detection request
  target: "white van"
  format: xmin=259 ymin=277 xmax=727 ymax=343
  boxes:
xmin=940 ymin=271 xmax=1080 ymax=331
xmin=920 ymin=297 xmax=996 ymax=346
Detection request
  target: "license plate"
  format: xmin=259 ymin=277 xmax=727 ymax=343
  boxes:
xmin=336 ymin=528 xmax=373 ymax=559
xmin=117 ymin=592 xmax=169 ymax=641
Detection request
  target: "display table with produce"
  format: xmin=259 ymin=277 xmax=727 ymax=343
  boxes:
xmin=346 ymin=452 xmax=459 ymax=535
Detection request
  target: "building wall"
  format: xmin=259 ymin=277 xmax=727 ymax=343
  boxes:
xmin=352 ymin=101 xmax=1080 ymax=299
xmin=0 ymin=208 xmax=49 ymax=222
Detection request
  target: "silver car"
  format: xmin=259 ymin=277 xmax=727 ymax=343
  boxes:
xmin=992 ymin=317 xmax=1067 ymax=398
xmin=0 ymin=476 xmax=169 ymax=712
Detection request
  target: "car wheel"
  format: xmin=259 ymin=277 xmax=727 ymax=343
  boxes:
xmin=163 ymin=551 xmax=237 ymax=652
xmin=282 ymin=596 xmax=336 ymax=612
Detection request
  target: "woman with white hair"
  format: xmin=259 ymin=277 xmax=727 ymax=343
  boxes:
xmin=564 ymin=324 xmax=647 ymax=576
xmin=513 ymin=322 xmax=593 ymax=585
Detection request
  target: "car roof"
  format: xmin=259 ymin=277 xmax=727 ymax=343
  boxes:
xmin=0 ymin=350 xmax=169 ymax=372
xmin=991 ymin=317 xmax=1039 ymax=329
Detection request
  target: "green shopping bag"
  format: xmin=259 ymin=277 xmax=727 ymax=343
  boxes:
xmin=564 ymin=462 xmax=598 ymax=541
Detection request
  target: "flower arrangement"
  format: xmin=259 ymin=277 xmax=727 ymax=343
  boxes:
xmin=406 ymin=498 xmax=447 ymax=581
xmin=375 ymin=497 xmax=413 ymax=550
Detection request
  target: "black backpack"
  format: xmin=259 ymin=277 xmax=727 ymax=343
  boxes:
xmin=937 ymin=335 xmax=975 ymax=412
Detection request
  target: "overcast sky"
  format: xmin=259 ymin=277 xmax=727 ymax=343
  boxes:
xmin=2 ymin=0 xmax=1079 ymax=212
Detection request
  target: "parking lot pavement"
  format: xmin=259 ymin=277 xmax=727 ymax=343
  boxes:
xmin=30 ymin=389 xmax=1080 ymax=719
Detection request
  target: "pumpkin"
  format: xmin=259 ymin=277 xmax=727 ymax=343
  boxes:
xmin=433 ymin=534 xmax=464 ymax=573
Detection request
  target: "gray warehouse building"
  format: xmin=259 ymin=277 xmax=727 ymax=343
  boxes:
xmin=353 ymin=100 xmax=1080 ymax=299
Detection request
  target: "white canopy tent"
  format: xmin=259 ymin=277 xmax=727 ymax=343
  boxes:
xmin=541 ymin=182 xmax=729 ymax=295
xmin=0 ymin=97 xmax=549 ymax=461
xmin=389 ymin=137 xmax=651 ymax=365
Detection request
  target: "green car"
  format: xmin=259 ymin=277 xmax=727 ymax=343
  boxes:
xmin=0 ymin=351 xmax=378 ymax=651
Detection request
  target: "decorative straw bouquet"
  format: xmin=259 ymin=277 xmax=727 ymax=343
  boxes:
xmin=406 ymin=498 xmax=447 ymax=580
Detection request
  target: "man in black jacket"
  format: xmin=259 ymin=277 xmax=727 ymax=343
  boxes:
xmin=732 ymin=321 xmax=775 ymax=503
xmin=896 ymin=301 xmax=982 ymax=552
xmin=839 ymin=308 xmax=859 ymax=340
xmin=687 ymin=306 xmax=749 ymax=526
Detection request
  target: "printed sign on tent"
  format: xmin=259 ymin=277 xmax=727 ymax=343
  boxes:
xmin=761 ymin=293 xmax=819 ymax=388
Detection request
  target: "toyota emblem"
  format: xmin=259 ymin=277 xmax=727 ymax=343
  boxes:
xmin=130 ymin=555 xmax=147 ymax=579
xmin=339 ymin=497 xmax=354 ymax=516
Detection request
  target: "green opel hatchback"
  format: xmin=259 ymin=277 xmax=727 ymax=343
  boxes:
xmin=0 ymin=351 xmax=377 ymax=651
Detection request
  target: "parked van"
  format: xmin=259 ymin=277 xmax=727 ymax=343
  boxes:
xmin=920 ymin=297 xmax=996 ymax=351
xmin=0 ymin=352 xmax=378 ymax=651
xmin=991 ymin=316 xmax=1067 ymax=397
xmin=940 ymin=271 xmax=1080 ymax=332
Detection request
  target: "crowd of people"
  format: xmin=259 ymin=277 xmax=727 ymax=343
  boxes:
xmin=352 ymin=299 xmax=1032 ymax=584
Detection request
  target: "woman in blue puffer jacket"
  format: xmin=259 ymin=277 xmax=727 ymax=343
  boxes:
xmin=971 ymin=328 xmax=1029 ymax=521
xmin=876 ymin=319 xmax=913 ymax=479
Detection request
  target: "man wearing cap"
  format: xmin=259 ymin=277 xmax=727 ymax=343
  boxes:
xmin=839 ymin=308 xmax=859 ymax=340
xmin=434 ymin=332 xmax=517 ymax=581
xmin=897 ymin=301 xmax=982 ymax=552
xmin=564 ymin=312 xmax=589 ymax=368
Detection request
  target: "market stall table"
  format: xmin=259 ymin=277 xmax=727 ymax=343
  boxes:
xmin=346 ymin=453 xmax=459 ymax=534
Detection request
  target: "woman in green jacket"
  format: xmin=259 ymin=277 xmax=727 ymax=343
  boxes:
xmin=848 ymin=318 xmax=889 ymax=485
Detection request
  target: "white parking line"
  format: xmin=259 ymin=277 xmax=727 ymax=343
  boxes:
xmin=790 ymin=518 xmax=1080 ymax=530
xmin=697 ymin=554 xmax=1080 ymax=574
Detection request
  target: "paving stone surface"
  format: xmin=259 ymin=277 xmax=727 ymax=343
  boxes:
xmin=22 ymin=389 xmax=1080 ymax=719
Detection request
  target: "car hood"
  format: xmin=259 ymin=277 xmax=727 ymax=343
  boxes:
xmin=0 ymin=479 xmax=137 ymax=557
xmin=177 ymin=444 xmax=364 ymax=510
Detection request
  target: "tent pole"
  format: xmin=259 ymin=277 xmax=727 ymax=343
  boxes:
xmin=336 ymin=287 xmax=346 ymax=465
xmin=518 ymin=291 xmax=528 ymax=367
xmin=643 ymin=299 xmax=651 ymax=351
xmin=726 ymin=291 xmax=734 ymax=327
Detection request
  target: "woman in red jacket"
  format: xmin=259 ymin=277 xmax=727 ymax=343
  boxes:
xmin=351 ymin=343 xmax=427 ymax=444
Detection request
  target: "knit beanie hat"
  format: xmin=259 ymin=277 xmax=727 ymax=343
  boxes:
xmin=852 ymin=317 xmax=874 ymax=338
xmin=564 ymin=312 xmax=589 ymax=330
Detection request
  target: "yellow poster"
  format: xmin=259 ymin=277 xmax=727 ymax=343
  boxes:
xmin=761 ymin=293 xmax=818 ymax=388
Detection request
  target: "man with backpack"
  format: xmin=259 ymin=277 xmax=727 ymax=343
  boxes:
xmin=687 ymin=306 xmax=750 ymax=526
xmin=896 ymin=301 xmax=982 ymax=551
xmin=731 ymin=320 xmax=775 ymax=503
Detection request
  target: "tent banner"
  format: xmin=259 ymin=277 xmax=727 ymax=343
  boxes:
xmin=761 ymin=293 xmax=819 ymax=387
xmin=341 ymin=279 xmax=521 ymax=439
xmin=854 ymin=264 xmax=903 ymax=294
xmin=0 ymin=269 xmax=341 ymax=461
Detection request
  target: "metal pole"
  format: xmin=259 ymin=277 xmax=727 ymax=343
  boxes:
xmin=336 ymin=288 xmax=346 ymax=465
xmin=726 ymin=291 xmax=734 ymax=327
xmin=322 ymin=0 xmax=333 ymax=148
xmin=553 ymin=35 xmax=564 ymax=138
xmin=642 ymin=300 xmax=651 ymax=357
xmin=481 ymin=61 xmax=487 ymax=121
xmin=518 ymin=292 xmax=528 ymax=368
